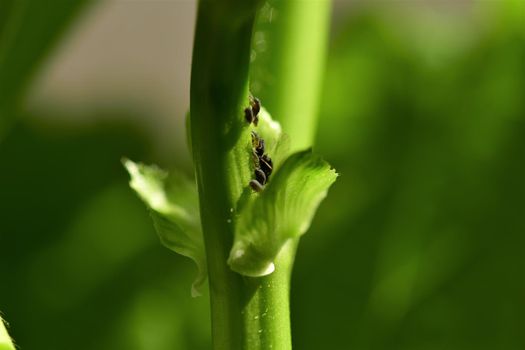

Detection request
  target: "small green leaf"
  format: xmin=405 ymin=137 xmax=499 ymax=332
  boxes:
xmin=0 ymin=316 xmax=15 ymax=350
xmin=123 ymin=159 xmax=206 ymax=297
xmin=228 ymin=149 xmax=338 ymax=277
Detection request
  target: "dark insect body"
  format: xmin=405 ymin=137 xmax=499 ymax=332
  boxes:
xmin=250 ymin=150 xmax=273 ymax=192
xmin=251 ymin=131 xmax=265 ymax=157
xmin=249 ymin=179 xmax=265 ymax=192
xmin=246 ymin=97 xmax=273 ymax=192
xmin=255 ymin=168 xmax=267 ymax=185
xmin=259 ymin=154 xmax=273 ymax=179
xmin=250 ymin=96 xmax=261 ymax=117
xmin=245 ymin=95 xmax=261 ymax=126
xmin=244 ymin=107 xmax=254 ymax=124
xmin=255 ymin=139 xmax=265 ymax=157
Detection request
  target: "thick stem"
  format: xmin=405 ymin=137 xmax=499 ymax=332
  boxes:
xmin=241 ymin=240 xmax=296 ymax=350
xmin=252 ymin=0 xmax=332 ymax=150
xmin=245 ymin=0 xmax=332 ymax=347
xmin=190 ymin=1 xmax=261 ymax=349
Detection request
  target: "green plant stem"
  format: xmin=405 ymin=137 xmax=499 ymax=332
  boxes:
xmin=190 ymin=1 xmax=331 ymax=349
xmin=190 ymin=1 xmax=261 ymax=349
xmin=241 ymin=240 xmax=296 ymax=349
xmin=243 ymin=1 xmax=332 ymax=347
xmin=252 ymin=0 xmax=332 ymax=151
xmin=247 ymin=1 xmax=332 ymax=346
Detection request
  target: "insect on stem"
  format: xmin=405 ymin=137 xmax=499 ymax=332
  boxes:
xmin=249 ymin=179 xmax=265 ymax=192
xmin=247 ymin=103 xmax=274 ymax=193
xmin=245 ymin=95 xmax=261 ymax=126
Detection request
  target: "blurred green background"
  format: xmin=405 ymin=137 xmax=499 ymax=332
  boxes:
xmin=1 ymin=1 xmax=524 ymax=349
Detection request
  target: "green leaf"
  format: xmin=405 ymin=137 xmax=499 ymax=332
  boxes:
xmin=123 ymin=159 xmax=206 ymax=297
xmin=228 ymin=149 xmax=338 ymax=277
xmin=0 ymin=316 xmax=15 ymax=350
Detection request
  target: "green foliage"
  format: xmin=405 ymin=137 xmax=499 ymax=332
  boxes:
xmin=123 ymin=159 xmax=206 ymax=297
xmin=0 ymin=119 xmax=211 ymax=350
xmin=228 ymin=149 xmax=337 ymax=276
xmin=223 ymin=108 xmax=335 ymax=277
xmin=0 ymin=316 xmax=15 ymax=350
xmin=124 ymin=105 xmax=336 ymax=285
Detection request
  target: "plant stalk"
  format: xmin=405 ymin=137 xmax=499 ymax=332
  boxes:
xmin=190 ymin=1 xmax=263 ymax=349
xmin=190 ymin=1 xmax=331 ymax=349
xmin=252 ymin=0 xmax=332 ymax=151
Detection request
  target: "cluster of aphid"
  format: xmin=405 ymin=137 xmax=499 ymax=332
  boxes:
xmin=244 ymin=96 xmax=273 ymax=192
xmin=249 ymin=131 xmax=273 ymax=192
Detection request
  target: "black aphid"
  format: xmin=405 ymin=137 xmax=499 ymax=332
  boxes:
xmin=251 ymin=131 xmax=265 ymax=157
xmin=244 ymin=107 xmax=254 ymax=124
xmin=259 ymin=154 xmax=273 ymax=179
xmin=245 ymin=95 xmax=261 ymax=126
xmin=250 ymin=96 xmax=261 ymax=118
xmin=249 ymin=179 xmax=265 ymax=192
xmin=255 ymin=139 xmax=265 ymax=157
xmin=247 ymin=114 xmax=273 ymax=192
xmin=255 ymin=168 xmax=267 ymax=185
